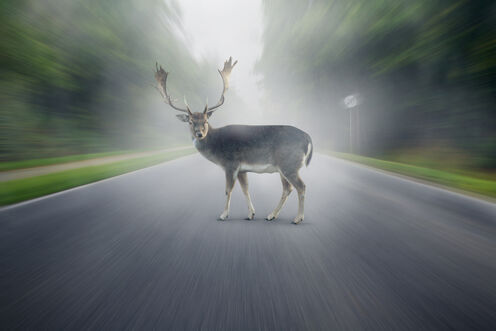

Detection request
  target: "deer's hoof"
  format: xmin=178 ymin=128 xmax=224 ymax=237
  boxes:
xmin=245 ymin=212 xmax=255 ymax=220
xmin=265 ymin=214 xmax=276 ymax=221
xmin=292 ymin=216 xmax=304 ymax=224
xmin=217 ymin=215 xmax=228 ymax=221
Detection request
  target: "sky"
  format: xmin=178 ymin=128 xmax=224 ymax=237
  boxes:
xmin=168 ymin=0 xmax=264 ymax=112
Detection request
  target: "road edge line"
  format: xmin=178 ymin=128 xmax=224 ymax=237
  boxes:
xmin=0 ymin=152 xmax=197 ymax=212
xmin=319 ymin=153 xmax=496 ymax=206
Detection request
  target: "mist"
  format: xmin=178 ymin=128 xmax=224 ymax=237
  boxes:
xmin=255 ymin=0 xmax=495 ymax=170
xmin=2 ymin=0 xmax=495 ymax=173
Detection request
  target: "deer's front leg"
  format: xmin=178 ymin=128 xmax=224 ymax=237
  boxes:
xmin=218 ymin=168 xmax=238 ymax=221
xmin=238 ymin=172 xmax=255 ymax=220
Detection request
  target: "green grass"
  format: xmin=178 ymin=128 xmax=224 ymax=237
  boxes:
xmin=0 ymin=148 xmax=196 ymax=206
xmin=0 ymin=150 xmax=139 ymax=171
xmin=327 ymin=152 xmax=496 ymax=198
xmin=383 ymin=146 xmax=496 ymax=182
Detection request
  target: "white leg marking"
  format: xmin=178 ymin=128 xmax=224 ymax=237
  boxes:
xmin=219 ymin=169 xmax=237 ymax=221
xmin=266 ymin=191 xmax=290 ymax=221
xmin=246 ymin=194 xmax=255 ymax=220
xmin=292 ymin=190 xmax=305 ymax=224
xmin=219 ymin=193 xmax=231 ymax=221
xmin=279 ymin=171 xmax=305 ymax=224
xmin=266 ymin=174 xmax=293 ymax=221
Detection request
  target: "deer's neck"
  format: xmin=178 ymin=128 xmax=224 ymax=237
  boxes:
xmin=193 ymin=124 xmax=222 ymax=164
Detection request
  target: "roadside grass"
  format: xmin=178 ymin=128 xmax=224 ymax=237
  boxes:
xmin=0 ymin=150 xmax=137 ymax=172
xmin=383 ymin=146 xmax=496 ymax=182
xmin=0 ymin=148 xmax=195 ymax=206
xmin=327 ymin=152 xmax=496 ymax=199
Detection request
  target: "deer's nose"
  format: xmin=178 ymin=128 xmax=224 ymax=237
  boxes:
xmin=196 ymin=132 xmax=203 ymax=138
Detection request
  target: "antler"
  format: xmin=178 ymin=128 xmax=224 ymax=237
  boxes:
xmin=154 ymin=63 xmax=191 ymax=114
xmin=204 ymin=56 xmax=237 ymax=114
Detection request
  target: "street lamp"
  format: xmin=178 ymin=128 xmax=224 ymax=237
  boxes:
xmin=343 ymin=94 xmax=360 ymax=153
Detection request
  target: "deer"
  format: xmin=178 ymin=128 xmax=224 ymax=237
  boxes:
xmin=154 ymin=57 xmax=313 ymax=224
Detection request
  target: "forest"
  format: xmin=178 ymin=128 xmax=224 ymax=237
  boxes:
xmin=1 ymin=0 xmax=495 ymax=171
xmin=1 ymin=0 xmax=214 ymax=160
xmin=257 ymin=0 xmax=495 ymax=169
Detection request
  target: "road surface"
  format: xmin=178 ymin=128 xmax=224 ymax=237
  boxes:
xmin=1 ymin=154 xmax=495 ymax=330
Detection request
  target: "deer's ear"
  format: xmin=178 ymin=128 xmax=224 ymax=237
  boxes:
xmin=176 ymin=114 xmax=190 ymax=122
xmin=206 ymin=111 xmax=214 ymax=118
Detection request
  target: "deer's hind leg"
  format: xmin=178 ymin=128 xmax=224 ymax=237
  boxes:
xmin=266 ymin=174 xmax=293 ymax=221
xmin=238 ymin=172 xmax=255 ymax=220
xmin=280 ymin=170 xmax=305 ymax=224
xmin=219 ymin=168 xmax=238 ymax=221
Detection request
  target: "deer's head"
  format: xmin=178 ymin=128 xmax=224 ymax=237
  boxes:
xmin=154 ymin=57 xmax=237 ymax=140
xmin=176 ymin=106 xmax=211 ymax=140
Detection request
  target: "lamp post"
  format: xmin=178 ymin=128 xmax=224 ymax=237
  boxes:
xmin=344 ymin=94 xmax=360 ymax=153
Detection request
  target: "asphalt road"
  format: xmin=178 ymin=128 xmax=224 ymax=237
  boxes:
xmin=1 ymin=154 xmax=495 ymax=330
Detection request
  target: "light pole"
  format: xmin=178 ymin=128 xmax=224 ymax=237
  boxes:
xmin=344 ymin=94 xmax=360 ymax=153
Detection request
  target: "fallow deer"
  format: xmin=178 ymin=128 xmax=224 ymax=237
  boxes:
xmin=154 ymin=57 xmax=312 ymax=224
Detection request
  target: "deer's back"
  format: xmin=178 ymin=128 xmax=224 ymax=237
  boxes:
xmin=197 ymin=125 xmax=312 ymax=170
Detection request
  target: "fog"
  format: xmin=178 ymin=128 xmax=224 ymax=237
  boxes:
xmin=1 ymin=0 xmax=495 ymax=172
xmin=149 ymin=0 xmax=266 ymax=132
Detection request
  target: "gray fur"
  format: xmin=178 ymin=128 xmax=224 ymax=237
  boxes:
xmin=195 ymin=124 xmax=312 ymax=171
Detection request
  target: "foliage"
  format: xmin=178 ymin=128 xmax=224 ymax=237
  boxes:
xmin=257 ymin=0 xmax=496 ymax=168
xmin=0 ymin=0 xmax=204 ymax=161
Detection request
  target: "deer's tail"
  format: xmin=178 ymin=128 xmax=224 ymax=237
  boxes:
xmin=305 ymin=136 xmax=313 ymax=167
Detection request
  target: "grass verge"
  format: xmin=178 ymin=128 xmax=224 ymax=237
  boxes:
xmin=0 ymin=148 xmax=195 ymax=206
xmin=0 ymin=150 xmax=139 ymax=172
xmin=327 ymin=152 xmax=496 ymax=199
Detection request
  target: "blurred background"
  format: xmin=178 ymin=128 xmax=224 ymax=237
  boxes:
xmin=1 ymin=0 xmax=495 ymax=173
